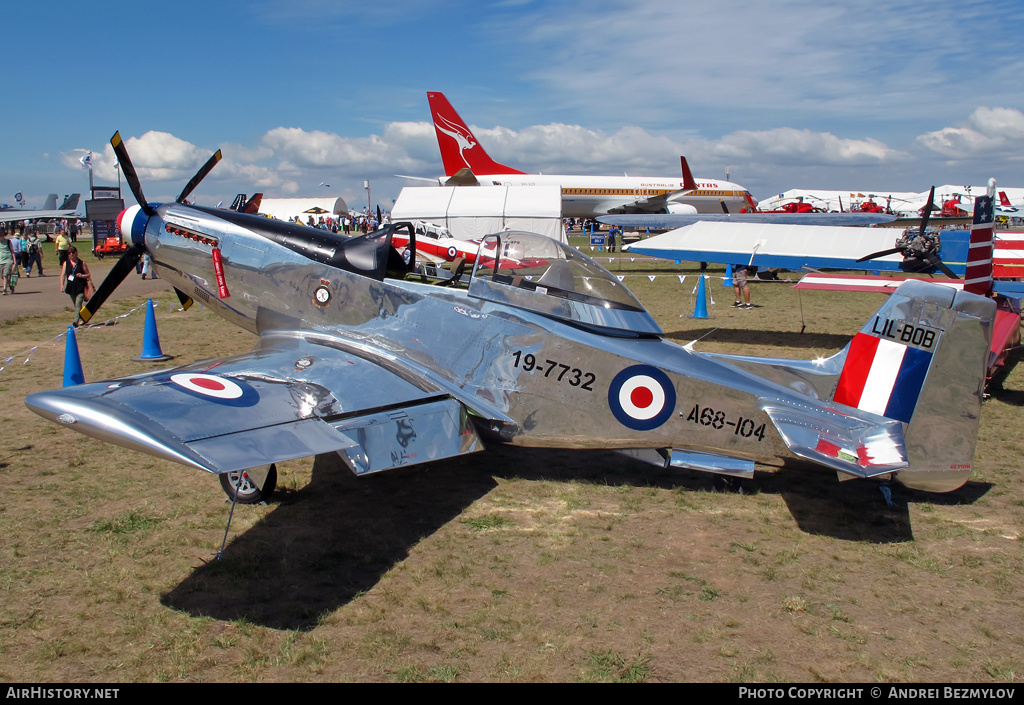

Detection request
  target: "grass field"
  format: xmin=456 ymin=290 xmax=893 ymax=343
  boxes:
xmin=0 ymin=250 xmax=1021 ymax=683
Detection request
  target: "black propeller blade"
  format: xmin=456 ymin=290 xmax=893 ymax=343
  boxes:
xmin=856 ymin=247 xmax=902 ymax=263
xmin=111 ymin=131 xmax=155 ymax=218
xmin=926 ymin=253 xmax=959 ymax=279
xmin=177 ymin=149 xmax=222 ymax=204
xmin=173 ymin=287 xmax=194 ymax=311
xmin=78 ymin=244 xmax=145 ymax=324
xmin=81 ymin=132 xmax=220 ymax=323
xmin=918 ymin=185 xmax=936 ymax=235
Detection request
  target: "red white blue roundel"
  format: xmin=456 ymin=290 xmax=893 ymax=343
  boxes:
xmin=608 ymin=365 xmax=676 ymax=430
xmin=168 ymin=373 xmax=259 ymax=406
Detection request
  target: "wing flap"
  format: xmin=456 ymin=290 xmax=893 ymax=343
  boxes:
xmin=331 ymin=399 xmax=483 ymax=475
xmin=187 ymin=418 xmax=359 ymax=473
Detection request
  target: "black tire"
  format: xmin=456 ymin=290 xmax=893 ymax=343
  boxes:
xmin=219 ymin=464 xmax=277 ymax=504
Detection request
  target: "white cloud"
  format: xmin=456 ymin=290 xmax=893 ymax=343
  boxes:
xmin=259 ymin=125 xmax=433 ymax=174
xmin=697 ymin=128 xmax=905 ymax=166
xmin=917 ymin=107 xmax=1024 ymax=159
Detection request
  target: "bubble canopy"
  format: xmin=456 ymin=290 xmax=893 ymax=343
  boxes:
xmin=467 ymin=231 xmax=663 ymax=335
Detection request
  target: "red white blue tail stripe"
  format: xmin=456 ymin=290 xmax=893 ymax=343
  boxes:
xmin=964 ymin=194 xmax=994 ymax=296
xmin=833 ymin=333 xmax=932 ymax=423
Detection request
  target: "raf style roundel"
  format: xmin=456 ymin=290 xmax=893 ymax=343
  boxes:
xmin=168 ymin=373 xmax=259 ymax=407
xmin=608 ymin=364 xmax=677 ymax=431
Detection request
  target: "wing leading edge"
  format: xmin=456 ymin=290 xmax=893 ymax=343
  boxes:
xmin=25 ymin=332 xmax=484 ymax=476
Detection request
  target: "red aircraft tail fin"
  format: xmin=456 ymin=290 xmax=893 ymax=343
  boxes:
xmin=964 ymin=188 xmax=995 ymax=296
xmin=999 ymin=190 xmax=1012 ymax=207
xmin=679 ymin=156 xmax=697 ymax=192
xmin=427 ymin=92 xmax=525 ymax=177
xmin=243 ymin=193 xmax=263 ymax=214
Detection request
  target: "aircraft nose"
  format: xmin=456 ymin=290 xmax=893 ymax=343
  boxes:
xmin=116 ymin=204 xmax=149 ymax=247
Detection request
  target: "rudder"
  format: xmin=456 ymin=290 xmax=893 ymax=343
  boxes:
xmin=426 ymin=91 xmax=525 ymax=177
xmin=832 ymin=279 xmax=995 ymax=491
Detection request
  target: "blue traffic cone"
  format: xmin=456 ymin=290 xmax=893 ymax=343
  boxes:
xmin=724 ymin=264 xmax=734 ymax=287
xmin=691 ymin=274 xmax=710 ymax=319
xmin=133 ymin=298 xmax=173 ymax=362
xmin=63 ymin=325 xmax=85 ymax=387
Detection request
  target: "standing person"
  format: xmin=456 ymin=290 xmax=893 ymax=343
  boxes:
xmin=60 ymin=247 xmax=94 ymax=326
xmin=54 ymin=229 xmax=71 ymax=268
xmin=0 ymin=231 xmax=13 ymax=295
xmin=731 ymin=264 xmax=755 ymax=309
xmin=8 ymin=231 xmax=22 ymax=272
xmin=26 ymin=231 xmax=44 ymax=276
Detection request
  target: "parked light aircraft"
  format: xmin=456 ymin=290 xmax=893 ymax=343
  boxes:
xmin=0 ymin=193 xmax=81 ymax=224
xmin=24 ymin=132 xmax=997 ymax=507
xmin=619 ymin=186 xmax=971 ymax=278
xmin=427 ymin=92 xmax=755 ymax=218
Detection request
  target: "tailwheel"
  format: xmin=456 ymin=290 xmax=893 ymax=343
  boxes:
xmin=219 ymin=464 xmax=278 ymax=504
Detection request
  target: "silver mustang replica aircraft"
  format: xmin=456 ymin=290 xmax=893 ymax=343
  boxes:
xmin=26 ymin=134 xmax=995 ymax=503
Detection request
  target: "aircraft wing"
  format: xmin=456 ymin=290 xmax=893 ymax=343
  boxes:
xmin=622 ymin=221 xmax=969 ymax=276
xmin=599 ymin=212 xmax=897 ymax=228
xmin=25 ymin=332 xmax=484 ymax=476
xmin=0 ymin=208 xmax=79 ymax=223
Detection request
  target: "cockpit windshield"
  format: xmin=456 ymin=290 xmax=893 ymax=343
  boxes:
xmin=468 ymin=231 xmax=662 ymax=335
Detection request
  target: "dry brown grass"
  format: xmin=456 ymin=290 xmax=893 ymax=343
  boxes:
xmin=0 ymin=251 xmax=1021 ymax=682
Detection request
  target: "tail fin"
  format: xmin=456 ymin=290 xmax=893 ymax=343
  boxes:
xmin=243 ymin=193 xmax=262 ymax=214
xmin=426 ymin=92 xmax=525 ymax=177
xmin=964 ymin=183 xmax=995 ymax=296
xmin=42 ymin=193 xmax=57 ymax=210
xmin=831 ymin=279 xmax=995 ymax=491
xmin=999 ymin=190 xmax=1012 ymax=207
xmin=59 ymin=194 xmax=80 ymax=210
xmin=679 ymin=156 xmax=697 ymax=191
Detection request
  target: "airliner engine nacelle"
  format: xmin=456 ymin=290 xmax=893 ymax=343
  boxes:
xmin=664 ymin=202 xmax=698 ymax=215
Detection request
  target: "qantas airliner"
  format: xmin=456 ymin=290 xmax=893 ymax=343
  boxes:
xmin=427 ymin=92 xmax=756 ymax=218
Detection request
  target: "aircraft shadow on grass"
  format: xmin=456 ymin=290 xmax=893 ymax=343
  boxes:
xmin=161 ymin=445 xmax=990 ymax=631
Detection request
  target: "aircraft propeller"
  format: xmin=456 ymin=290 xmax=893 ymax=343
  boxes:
xmin=79 ymin=132 xmax=218 ymax=323
xmin=855 ymin=186 xmax=958 ymax=279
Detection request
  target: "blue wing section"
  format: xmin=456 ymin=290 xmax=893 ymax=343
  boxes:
xmin=618 ymin=221 xmax=969 ymax=275
xmin=598 ymin=212 xmax=897 ymax=228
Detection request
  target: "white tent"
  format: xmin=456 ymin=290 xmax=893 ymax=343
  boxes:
xmin=392 ymin=186 xmax=564 ymax=242
xmin=257 ymin=197 xmax=349 ymax=223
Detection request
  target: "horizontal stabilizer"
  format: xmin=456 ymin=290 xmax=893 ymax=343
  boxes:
xmin=445 ymin=168 xmax=480 ymax=186
xmin=762 ymin=403 xmax=907 ymax=478
xmin=794 ymin=273 xmax=963 ymax=294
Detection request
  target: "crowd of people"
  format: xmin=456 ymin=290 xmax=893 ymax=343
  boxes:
xmin=286 ymin=213 xmax=384 ymax=234
xmin=0 ymin=225 xmax=51 ymax=294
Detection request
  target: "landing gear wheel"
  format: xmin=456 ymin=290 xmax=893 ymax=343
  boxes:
xmin=712 ymin=475 xmax=745 ymax=494
xmin=219 ymin=464 xmax=277 ymax=504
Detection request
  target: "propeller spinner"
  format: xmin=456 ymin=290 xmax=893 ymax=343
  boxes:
xmin=78 ymin=133 xmax=219 ymax=323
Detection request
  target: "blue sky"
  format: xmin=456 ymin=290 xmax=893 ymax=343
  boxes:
xmin=4 ymin=0 xmax=1024 ymax=212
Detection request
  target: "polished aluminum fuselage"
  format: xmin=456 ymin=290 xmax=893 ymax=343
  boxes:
xmin=148 ymin=204 xmax=806 ymax=464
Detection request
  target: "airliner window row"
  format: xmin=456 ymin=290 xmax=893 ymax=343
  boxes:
xmin=560 ymin=188 xmax=739 ymax=197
